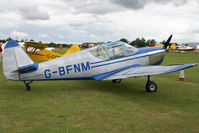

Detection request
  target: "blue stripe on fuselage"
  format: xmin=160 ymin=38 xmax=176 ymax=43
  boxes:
xmin=136 ymin=47 xmax=163 ymax=54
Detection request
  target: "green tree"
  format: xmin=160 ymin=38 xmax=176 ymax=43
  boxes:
xmin=0 ymin=39 xmax=6 ymax=43
xmin=146 ymin=39 xmax=156 ymax=46
xmin=6 ymin=37 xmax=12 ymax=41
xmin=130 ymin=38 xmax=147 ymax=48
xmin=160 ymin=40 xmax=166 ymax=45
xmin=120 ymin=38 xmax=129 ymax=43
xmin=48 ymin=42 xmax=56 ymax=47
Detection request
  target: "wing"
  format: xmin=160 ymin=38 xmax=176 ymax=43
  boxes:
xmin=24 ymin=41 xmax=48 ymax=50
xmin=101 ymin=64 xmax=197 ymax=80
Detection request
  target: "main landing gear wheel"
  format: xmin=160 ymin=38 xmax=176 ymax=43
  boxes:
xmin=145 ymin=76 xmax=158 ymax=92
xmin=24 ymin=81 xmax=33 ymax=91
xmin=112 ymin=79 xmax=122 ymax=83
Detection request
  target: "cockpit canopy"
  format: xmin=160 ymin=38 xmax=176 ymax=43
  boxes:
xmin=89 ymin=41 xmax=138 ymax=60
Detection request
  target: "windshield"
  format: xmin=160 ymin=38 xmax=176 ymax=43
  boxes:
xmin=124 ymin=43 xmax=137 ymax=55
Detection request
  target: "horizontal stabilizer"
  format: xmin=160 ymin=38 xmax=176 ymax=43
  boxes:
xmin=18 ymin=63 xmax=38 ymax=73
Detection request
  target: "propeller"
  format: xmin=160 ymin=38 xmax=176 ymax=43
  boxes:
xmin=163 ymin=35 xmax=173 ymax=49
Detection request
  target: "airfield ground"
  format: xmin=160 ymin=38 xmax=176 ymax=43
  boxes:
xmin=0 ymin=49 xmax=199 ymax=133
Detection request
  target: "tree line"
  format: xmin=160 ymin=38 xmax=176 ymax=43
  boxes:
xmin=119 ymin=38 xmax=170 ymax=48
xmin=0 ymin=37 xmax=174 ymax=48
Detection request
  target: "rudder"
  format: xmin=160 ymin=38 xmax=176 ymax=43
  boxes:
xmin=3 ymin=40 xmax=37 ymax=80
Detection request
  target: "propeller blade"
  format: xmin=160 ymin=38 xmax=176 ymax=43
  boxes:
xmin=164 ymin=35 xmax=173 ymax=49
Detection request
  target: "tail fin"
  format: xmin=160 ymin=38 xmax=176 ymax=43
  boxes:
xmin=64 ymin=44 xmax=80 ymax=56
xmin=3 ymin=40 xmax=37 ymax=80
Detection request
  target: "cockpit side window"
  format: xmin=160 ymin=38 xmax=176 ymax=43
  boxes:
xmin=89 ymin=46 xmax=108 ymax=60
xmin=35 ymin=49 xmax=41 ymax=52
xmin=97 ymin=46 xmax=108 ymax=59
xmin=27 ymin=47 xmax=35 ymax=52
xmin=107 ymin=45 xmax=125 ymax=59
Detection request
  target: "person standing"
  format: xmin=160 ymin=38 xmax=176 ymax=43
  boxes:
xmin=0 ymin=44 xmax=2 ymax=62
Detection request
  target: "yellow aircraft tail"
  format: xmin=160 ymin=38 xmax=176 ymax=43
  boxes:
xmin=64 ymin=44 xmax=80 ymax=56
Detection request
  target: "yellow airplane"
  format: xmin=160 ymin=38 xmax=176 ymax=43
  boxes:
xmin=154 ymin=43 xmax=176 ymax=51
xmin=170 ymin=43 xmax=176 ymax=50
xmin=24 ymin=41 xmax=80 ymax=61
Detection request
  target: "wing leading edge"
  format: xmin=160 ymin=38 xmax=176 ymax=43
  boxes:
xmin=102 ymin=64 xmax=197 ymax=80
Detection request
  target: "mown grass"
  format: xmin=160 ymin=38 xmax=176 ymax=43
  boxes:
xmin=52 ymin=48 xmax=69 ymax=55
xmin=0 ymin=50 xmax=199 ymax=133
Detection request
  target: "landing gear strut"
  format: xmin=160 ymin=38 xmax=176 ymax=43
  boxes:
xmin=145 ymin=76 xmax=157 ymax=92
xmin=112 ymin=79 xmax=122 ymax=83
xmin=24 ymin=81 xmax=33 ymax=91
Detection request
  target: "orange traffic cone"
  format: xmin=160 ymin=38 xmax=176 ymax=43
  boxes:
xmin=178 ymin=70 xmax=186 ymax=82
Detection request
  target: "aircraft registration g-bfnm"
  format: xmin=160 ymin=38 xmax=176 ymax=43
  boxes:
xmin=2 ymin=35 xmax=197 ymax=92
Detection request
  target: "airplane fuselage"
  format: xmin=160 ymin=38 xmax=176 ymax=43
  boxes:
xmin=19 ymin=46 xmax=166 ymax=81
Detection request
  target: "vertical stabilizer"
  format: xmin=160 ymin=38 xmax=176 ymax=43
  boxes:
xmin=64 ymin=44 xmax=80 ymax=56
xmin=3 ymin=40 xmax=36 ymax=80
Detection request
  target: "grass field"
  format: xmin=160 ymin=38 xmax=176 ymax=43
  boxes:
xmin=0 ymin=50 xmax=199 ymax=133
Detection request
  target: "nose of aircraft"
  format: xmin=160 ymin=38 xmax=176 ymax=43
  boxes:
xmin=148 ymin=47 xmax=166 ymax=65
xmin=136 ymin=47 xmax=166 ymax=65
xmin=150 ymin=34 xmax=173 ymax=64
xmin=165 ymin=48 xmax=169 ymax=52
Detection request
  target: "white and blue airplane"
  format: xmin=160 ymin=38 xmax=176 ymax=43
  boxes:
xmin=2 ymin=35 xmax=197 ymax=92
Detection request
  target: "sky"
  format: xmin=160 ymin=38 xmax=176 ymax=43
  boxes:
xmin=0 ymin=0 xmax=199 ymax=43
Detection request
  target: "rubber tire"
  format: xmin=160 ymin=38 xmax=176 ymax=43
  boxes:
xmin=26 ymin=86 xmax=31 ymax=91
xmin=112 ymin=79 xmax=122 ymax=83
xmin=146 ymin=81 xmax=157 ymax=92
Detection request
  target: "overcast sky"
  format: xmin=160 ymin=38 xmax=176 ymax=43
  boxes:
xmin=0 ymin=0 xmax=199 ymax=43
